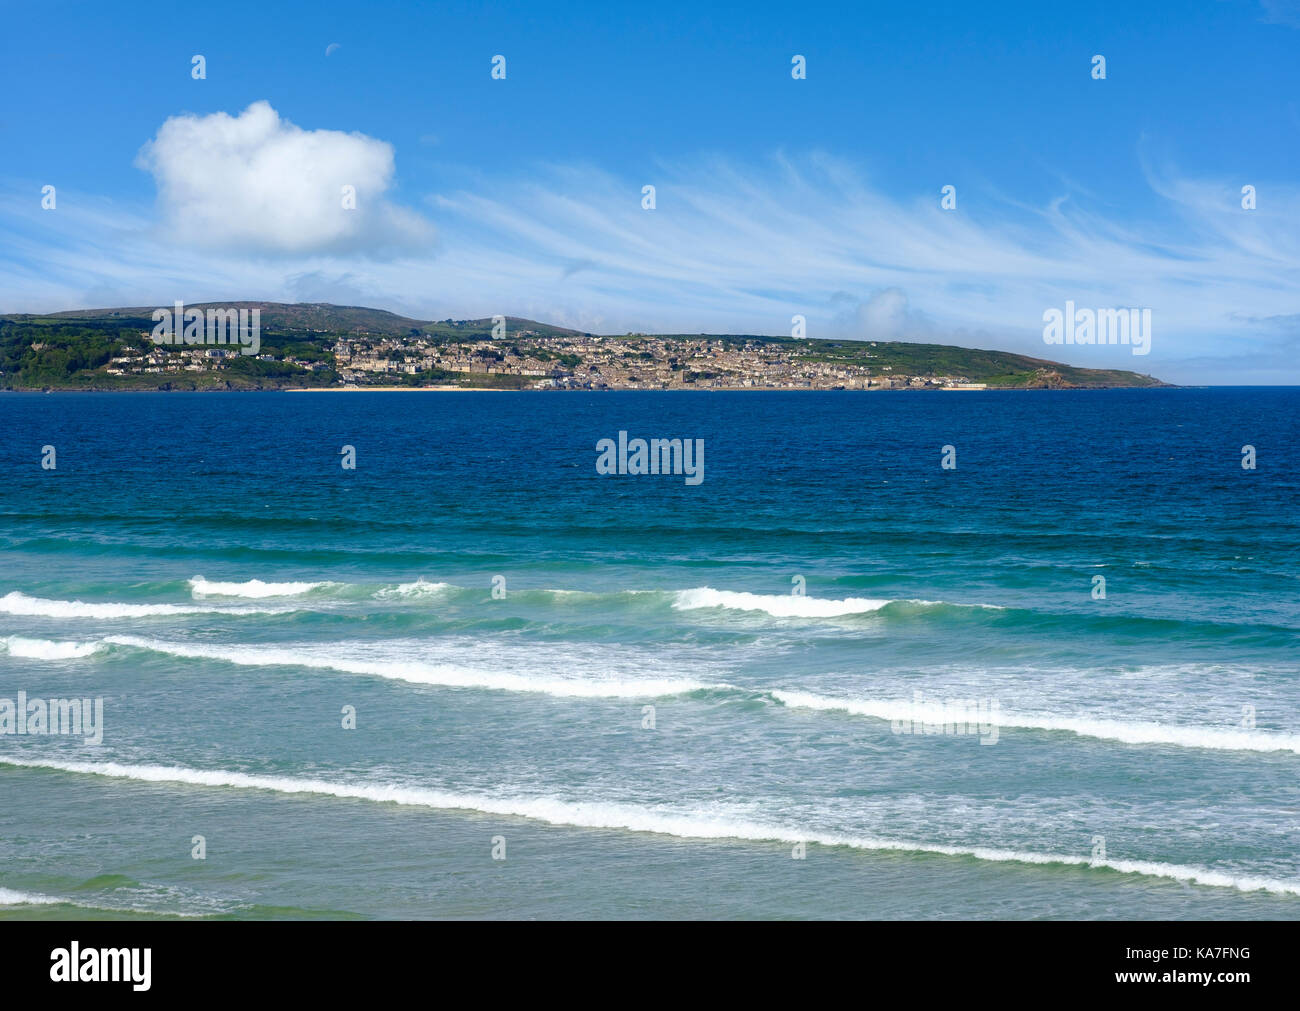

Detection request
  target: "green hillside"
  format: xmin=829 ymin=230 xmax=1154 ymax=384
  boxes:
xmin=0 ymin=303 xmax=1168 ymax=390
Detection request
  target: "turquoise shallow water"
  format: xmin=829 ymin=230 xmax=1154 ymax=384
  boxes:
xmin=0 ymin=389 xmax=1298 ymax=919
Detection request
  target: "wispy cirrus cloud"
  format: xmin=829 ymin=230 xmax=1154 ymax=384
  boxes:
xmin=422 ymin=153 xmax=1299 ymax=374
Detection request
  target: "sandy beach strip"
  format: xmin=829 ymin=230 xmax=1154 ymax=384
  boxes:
xmin=284 ymin=385 xmax=510 ymax=392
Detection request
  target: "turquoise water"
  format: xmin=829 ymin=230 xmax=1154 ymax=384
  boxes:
xmin=1 ymin=389 xmax=1298 ymax=919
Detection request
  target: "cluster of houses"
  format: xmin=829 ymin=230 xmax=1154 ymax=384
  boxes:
xmin=106 ymin=346 xmax=235 ymax=374
xmin=102 ymin=329 xmax=986 ymax=390
xmin=328 ymin=334 xmax=985 ymax=390
xmin=105 ymin=345 xmax=323 ymax=375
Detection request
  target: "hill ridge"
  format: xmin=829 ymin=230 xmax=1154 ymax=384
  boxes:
xmin=0 ymin=302 xmax=1169 ymax=391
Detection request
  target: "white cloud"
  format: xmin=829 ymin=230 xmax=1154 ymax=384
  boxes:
xmin=845 ymin=288 xmax=912 ymax=340
xmin=134 ymin=101 xmax=433 ymax=255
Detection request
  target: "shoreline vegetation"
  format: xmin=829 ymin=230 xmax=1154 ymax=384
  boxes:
xmin=0 ymin=301 xmax=1170 ymax=392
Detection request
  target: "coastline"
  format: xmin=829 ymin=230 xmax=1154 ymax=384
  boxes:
xmin=281 ymin=385 xmax=984 ymax=393
xmin=0 ymin=383 xmax=1177 ymax=393
xmin=283 ymin=385 xmax=506 ymax=392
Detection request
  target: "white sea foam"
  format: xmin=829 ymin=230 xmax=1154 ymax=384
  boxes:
xmin=0 ymin=591 xmax=290 ymax=620
xmin=0 ymin=886 xmax=59 ymax=906
xmin=375 ymin=579 xmax=455 ymax=600
xmin=0 ymin=882 xmax=202 ymax=916
xmin=771 ymin=689 xmax=1300 ymax=754
xmin=103 ymin=635 xmax=706 ymax=698
xmin=1 ymin=636 xmax=103 ymax=660
xmin=189 ymin=576 xmax=335 ymax=599
xmin=904 ymin=599 xmax=1005 ymax=610
xmin=673 ymin=588 xmax=893 ymax=618
xmin=7 ymin=756 xmax=1298 ymax=898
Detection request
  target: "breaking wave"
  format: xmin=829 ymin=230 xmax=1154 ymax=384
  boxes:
xmin=7 ymin=756 xmax=1298 ymax=898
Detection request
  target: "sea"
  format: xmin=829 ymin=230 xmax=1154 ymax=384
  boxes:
xmin=0 ymin=388 xmax=1297 ymax=920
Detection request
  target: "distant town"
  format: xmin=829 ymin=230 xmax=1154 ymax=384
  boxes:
xmin=103 ymin=331 xmax=998 ymax=390
xmin=0 ymin=303 xmax=1169 ymax=391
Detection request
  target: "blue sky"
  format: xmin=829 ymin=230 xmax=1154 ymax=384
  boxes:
xmin=1 ymin=0 xmax=1297 ymax=382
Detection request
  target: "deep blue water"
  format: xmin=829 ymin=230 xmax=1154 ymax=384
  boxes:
xmin=1 ymin=388 xmax=1298 ymax=919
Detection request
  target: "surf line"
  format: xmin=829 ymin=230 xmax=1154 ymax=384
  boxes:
xmin=5 ymin=756 xmax=1299 ymax=897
